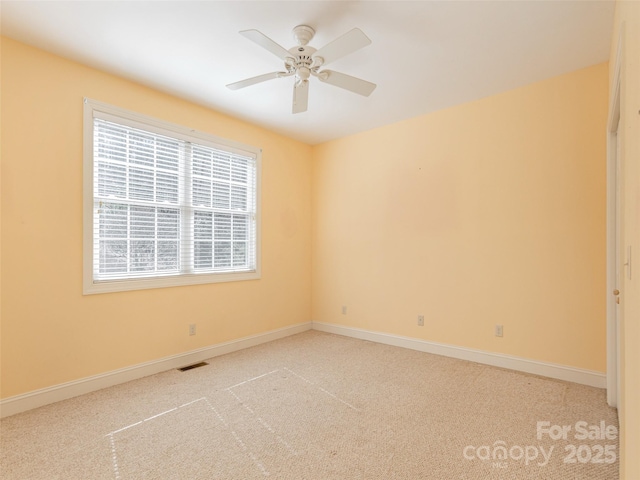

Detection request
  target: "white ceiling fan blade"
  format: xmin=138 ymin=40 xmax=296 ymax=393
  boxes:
xmin=318 ymin=70 xmax=376 ymax=97
xmin=239 ymin=29 xmax=291 ymax=61
xmin=292 ymin=80 xmax=309 ymax=114
xmin=226 ymin=72 xmax=282 ymax=90
xmin=312 ymin=28 xmax=371 ymax=66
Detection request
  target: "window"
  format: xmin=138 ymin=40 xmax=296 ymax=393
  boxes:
xmin=83 ymin=99 xmax=260 ymax=294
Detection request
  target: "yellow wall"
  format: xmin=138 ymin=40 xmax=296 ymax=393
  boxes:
xmin=0 ymin=37 xmax=312 ymax=398
xmin=312 ymin=63 xmax=609 ymax=372
xmin=610 ymin=1 xmax=640 ymax=477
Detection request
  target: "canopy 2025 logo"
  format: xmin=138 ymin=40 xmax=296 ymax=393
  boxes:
xmin=463 ymin=420 xmax=617 ymax=469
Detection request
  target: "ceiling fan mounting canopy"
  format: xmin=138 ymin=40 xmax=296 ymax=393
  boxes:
xmin=292 ymin=25 xmax=315 ymax=46
xmin=227 ymin=24 xmax=376 ymax=114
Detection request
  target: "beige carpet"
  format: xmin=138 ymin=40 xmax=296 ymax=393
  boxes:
xmin=0 ymin=331 xmax=618 ymax=479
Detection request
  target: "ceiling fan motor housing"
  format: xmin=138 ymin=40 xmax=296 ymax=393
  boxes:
xmin=287 ymin=44 xmax=318 ymax=81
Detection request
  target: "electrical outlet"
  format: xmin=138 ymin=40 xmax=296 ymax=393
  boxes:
xmin=495 ymin=325 xmax=503 ymax=337
xmin=189 ymin=324 xmax=196 ymax=336
xmin=417 ymin=315 xmax=424 ymax=326
xmin=342 ymin=306 xmax=347 ymax=315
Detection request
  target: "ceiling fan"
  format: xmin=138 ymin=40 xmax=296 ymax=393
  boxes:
xmin=226 ymin=25 xmax=376 ymax=114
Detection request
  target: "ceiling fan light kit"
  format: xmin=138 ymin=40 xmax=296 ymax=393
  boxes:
xmin=227 ymin=25 xmax=376 ymax=114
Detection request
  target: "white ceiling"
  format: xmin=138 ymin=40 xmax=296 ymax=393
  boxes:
xmin=1 ymin=1 xmax=614 ymax=145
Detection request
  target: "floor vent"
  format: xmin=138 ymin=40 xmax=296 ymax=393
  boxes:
xmin=177 ymin=361 xmax=209 ymax=372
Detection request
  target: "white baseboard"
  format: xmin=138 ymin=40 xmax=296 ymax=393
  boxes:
xmin=0 ymin=322 xmax=312 ymax=418
xmin=1 ymin=320 xmax=605 ymax=418
xmin=311 ymin=321 xmax=606 ymax=389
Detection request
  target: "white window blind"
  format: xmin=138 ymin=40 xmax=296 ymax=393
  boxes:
xmin=84 ymin=99 xmax=260 ymax=294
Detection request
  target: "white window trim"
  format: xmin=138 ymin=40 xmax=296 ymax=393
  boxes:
xmin=83 ymin=98 xmax=261 ymax=295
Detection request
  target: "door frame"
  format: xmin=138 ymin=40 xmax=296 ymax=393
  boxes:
xmin=606 ymin=33 xmax=623 ymax=408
